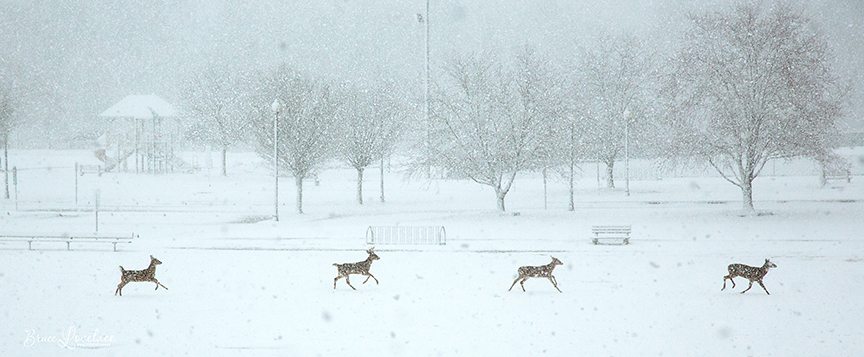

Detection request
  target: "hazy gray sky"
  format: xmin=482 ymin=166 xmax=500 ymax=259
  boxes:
xmin=1 ymin=0 xmax=862 ymax=146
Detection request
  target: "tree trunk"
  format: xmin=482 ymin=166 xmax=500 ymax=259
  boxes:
xmin=606 ymin=160 xmax=615 ymax=188
xmin=543 ymin=167 xmax=548 ymax=210
xmin=568 ymin=162 xmax=575 ymax=211
xmin=741 ymin=177 xmax=754 ymax=211
xmin=495 ymin=188 xmax=506 ymax=212
xmin=356 ymin=167 xmax=364 ymax=205
xmin=819 ymin=161 xmax=828 ymax=187
xmin=380 ymin=157 xmax=385 ymax=203
xmin=3 ymin=137 xmax=8 ymax=199
xmin=221 ymin=147 xmax=228 ymax=176
xmin=295 ymin=175 xmax=304 ymax=214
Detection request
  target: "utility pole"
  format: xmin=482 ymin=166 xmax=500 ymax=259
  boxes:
xmin=272 ymin=99 xmax=281 ymax=221
xmin=419 ymin=0 xmax=432 ymax=178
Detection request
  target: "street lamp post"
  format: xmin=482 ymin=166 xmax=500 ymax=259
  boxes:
xmin=624 ymin=109 xmax=631 ymax=197
xmin=272 ymin=98 xmax=281 ymax=221
xmin=418 ymin=0 xmax=432 ymax=178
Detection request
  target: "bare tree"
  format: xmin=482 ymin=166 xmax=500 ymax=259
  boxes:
xmin=336 ymin=83 xmax=404 ymax=205
xmin=181 ymin=67 xmax=252 ymax=176
xmin=667 ymin=3 xmax=844 ymax=210
xmin=578 ymin=33 xmax=655 ymax=188
xmin=513 ymin=46 xmax=567 ymax=209
xmin=426 ymin=52 xmax=549 ymax=212
xmin=251 ymin=66 xmax=338 ymax=214
xmin=0 ymin=62 xmax=24 ymax=199
xmin=0 ymin=88 xmax=13 ymax=199
xmin=556 ymin=92 xmax=591 ymax=211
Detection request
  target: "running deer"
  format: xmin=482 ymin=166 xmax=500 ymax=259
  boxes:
xmin=115 ymin=255 xmax=168 ymax=296
xmin=509 ymin=256 xmax=563 ymax=293
xmin=333 ymin=247 xmax=380 ymax=290
xmin=722 ymin=259 xmax=777 ymax=295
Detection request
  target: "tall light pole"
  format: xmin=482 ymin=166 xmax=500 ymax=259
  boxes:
xmin=418 ymin=0 xmax=431 ymax=177
xmin=272 ymin=98 xmax=281 ymax=221
xmin=425 ymin=0 xmax=430 ymax=141
xmin=623 ymin=109 xmax=631 ymax=197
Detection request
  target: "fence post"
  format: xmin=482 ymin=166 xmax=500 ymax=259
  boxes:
xmin=74 ymin=162 xmax=78 ymax=205
xmin=13 ymin=166 xmax=18 ymax=210
xmin=94 ymin=189 xmax=100 ymax=233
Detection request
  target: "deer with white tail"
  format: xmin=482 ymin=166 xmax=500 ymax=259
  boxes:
xmin=115 ymin=255 xmax=168 ymax=296
xmin=333 ymin=247 xmax=379 ymax=290
xmin=722 ymin=259 xmax=777 ymax=295
xmin=509 ymin=256 xmax=563 ymax=293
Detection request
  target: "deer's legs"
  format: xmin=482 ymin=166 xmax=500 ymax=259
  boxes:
xmin=344 ymin=275 xmax=356 ymax=290
xmin=508 ymin=277 xmax=521 ymax=291
xmin=722 ymin=276 xmax=736 ymax=290
xmin=741 ymin=280 xmax=754 ymax=294
xmin=757 ymin=280 xmax=770 ymax=295
xmin=153 ymin=280 xmax=168 ymax=290
xmin=362 ymin=273 xmax=379 ymax=285
xmin=519 ymin=278 xmax=528 ymax=292
xmin=547 ymin=277 xmax=562 ymax=293
xmin=333 ymin=275 xmax=343 ymax=289
xmin=115 ymin=281 xmax=127 ymax=296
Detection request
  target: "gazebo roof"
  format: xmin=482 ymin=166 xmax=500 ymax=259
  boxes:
xmin=99 ymin=94 xmax=177 ymax=119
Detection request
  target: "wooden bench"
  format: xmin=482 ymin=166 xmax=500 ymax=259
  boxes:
xmin=0 ymin=234 xmax=136 ymax=251
xmin=591 ymin=225 xmax=631 ymax=245
xmin=79 ymin=164 xmax=104 ymax=176
xmin=820 ymin=162 xmax=852 ymax=186
xmin=822 ymin=173 xmax=851 ymax=185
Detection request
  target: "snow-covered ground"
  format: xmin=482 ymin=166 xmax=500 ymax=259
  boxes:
xmin=1 ymin=149 xmax=863 ymax=356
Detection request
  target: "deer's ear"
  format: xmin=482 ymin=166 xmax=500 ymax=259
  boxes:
xmin=150 ymin=255 xmax=154 ymax=259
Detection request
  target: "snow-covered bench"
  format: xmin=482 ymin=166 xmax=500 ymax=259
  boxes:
xmin=78 ymin=164 xmax=104 ymax=176
xmin=591 ymin=225 xmax=631 ymax=245
xmin=0 ymin=234 xmax=135 ymax=251
xmin=822 ymin=172 xmax=851 ymax=185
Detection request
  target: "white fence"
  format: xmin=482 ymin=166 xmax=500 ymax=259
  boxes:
xmin=366 ymin=226 xmax=446 ymax=245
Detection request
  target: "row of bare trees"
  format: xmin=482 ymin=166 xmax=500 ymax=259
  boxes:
xmin=181 ymin=65 xmax=406 ymax=213
xmin=423 ymin=3 xmax=846 ymax=212
xmin=0 ymin=2 xmax=844 ymax=213
xmin=172 ymin=2 xmax=845 ymax=213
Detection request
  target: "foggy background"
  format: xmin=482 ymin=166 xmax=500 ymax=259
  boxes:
xmin=1 ymin=0 xmax=862 ymax=149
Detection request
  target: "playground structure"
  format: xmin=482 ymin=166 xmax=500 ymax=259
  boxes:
xmin=98 ymin=95 xmax=197 ymax=174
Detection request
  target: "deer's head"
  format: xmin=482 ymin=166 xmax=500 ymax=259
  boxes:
xmin=550 ymin=256 xmax=563 ymax=266
xmin=150 ymin=255 xmax=163 ymax=265
xmin=764 ymin=259 xmax=776 ymax=269
xmin=367 ymin=247 xmax=380 ymax=261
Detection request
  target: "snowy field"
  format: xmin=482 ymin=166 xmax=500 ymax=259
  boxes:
xmin=1 ymin=149 xmax=863 ymax=356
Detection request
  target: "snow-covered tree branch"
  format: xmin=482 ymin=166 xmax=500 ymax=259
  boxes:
xmin=181 ymin=67 xmax=252 ymax=176
xmin=336 ymin=82 xmax=405 ymax=205
xmin=251 ymin=66 xmax=338 ymax=214
xmin=667 ymin=3 xmax=845 ymax=210
xmin=427 ymin=52 xmax=554 ymax=211
xmin=577 ymin=33 xmax=656 ymax=188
